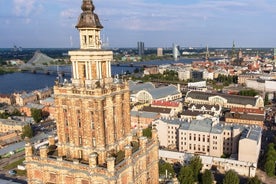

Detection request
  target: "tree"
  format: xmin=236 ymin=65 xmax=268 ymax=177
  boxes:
xmin=159 ymin=161 xmax=175 ymax=177
xmin=142 ymin=127 xmax=152 ymax=138
xmin=201 ymin=169 xmax=214 ymax=184
xmin=31 ymin=108 xmax=42 ymax=123
xmin=178 ymin=166 xmax=194 ymax=184
xmin=189 ymin=156 xmax=203 ymax=182
xmin=223 ymin=170 xmax=239 ymax=184
xmin=247 ymin=176 xmax=261 ymax=184
xmin=264 ymin=160 xmax=275 ymax=177
xmin=21 ymin=125 xmax=33 ymax=139
xmin=264 ymin=93 xmax=269 ymax=106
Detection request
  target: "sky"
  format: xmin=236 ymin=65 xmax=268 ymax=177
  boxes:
xmin=1 ymin=0 xmax=276 ymax=48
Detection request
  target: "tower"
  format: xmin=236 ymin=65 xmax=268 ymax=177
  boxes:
xmin=25 ymin=1 xmax=159 ymax=183
xmin=205 ymin=45 xmax=210 ymax=62
xmin=173 ymin=43 xmax=180 ymax=61
xmin=137 ymin=41 xmax=145 ymax=56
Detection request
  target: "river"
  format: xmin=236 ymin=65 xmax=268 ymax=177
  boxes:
xmin=0 ymin=58 xmax=199 ymax=94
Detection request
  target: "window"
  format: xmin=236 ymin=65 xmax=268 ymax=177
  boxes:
xmin=91 ymin=111 xmax=95 ymax=129
xmin=78 ymin=118 xmax=81 ymax=128
xmin=66 ymin=134 xmax=70 ymax=143
xmin=65 ymin=119 xmax=68 ymax=126
xmin=79 ymin=136 xmax=82 ymax=146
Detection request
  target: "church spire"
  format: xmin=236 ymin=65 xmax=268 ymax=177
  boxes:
xmin=76 ymin=0 xmax=103 ymax=49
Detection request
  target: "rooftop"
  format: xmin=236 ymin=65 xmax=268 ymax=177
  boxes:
xmin=186 ymin=91 xmax=260 ymax=106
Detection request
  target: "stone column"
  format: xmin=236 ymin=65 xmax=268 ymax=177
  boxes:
xmin=96 ymin=100 xmax=105 ymax=148
xmin=139 ymin=137 xmax=147 ymax=153
xmin=89 ymin=62 xmax=92 ymax=80
xmin=107 ymin=157 xmax=115 ymax=176
xmin=123 ymin=91 xmax=131 ymax=135
xmin=48 ymin=136 xmax=55 ymax=146
xmin=89 ymin=152 xmax=98 ymax=168
xmin=85 ymin=61 xmax=89 ymax=79
xmin=125 ymin=145 xmax=132 ymax=161
xmin=106 ymin=96 xmax=115 ymax=145
xmin=99 ymin=61 xmax=103 ymax=79
xmin=115 ymin=94 xmax=123 ymax=140
xmin=96 ymin=61 xmax=100 ymax=79
xmin=40 ymin=146 xmax=48 ymax=160
xmin=72 ymin=61 xmax=76 ymax=78
xmin=25 ymin=143 xmax=33 ymax=161
xmin=57 ymin=143 xmax=64 ymax=157
xmin=151 ymin=126 xmax=158 ymax=141
xmin=76 ymin=62 xmax=79 ymax=79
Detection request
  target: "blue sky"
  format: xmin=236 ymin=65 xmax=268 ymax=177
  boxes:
xmin=1 ymin=0 xmax=276 ymax=48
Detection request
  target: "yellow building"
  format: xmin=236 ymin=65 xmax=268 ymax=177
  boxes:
xmin=25 ymin=1 xmax=159 ymax=183
xmin=185 ymin=91 xmax=264 ymax=109
xmin=0 ymin=119 xmax=28 ymax=133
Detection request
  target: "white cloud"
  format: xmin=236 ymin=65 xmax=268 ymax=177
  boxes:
xmin=13 ymin=0 xmax=36 ymax=17
xmin=60 ymin=9 xmax=78 ymax=19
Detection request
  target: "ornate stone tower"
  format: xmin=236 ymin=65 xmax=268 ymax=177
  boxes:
xmin=25 ymin=1 xmax=159 ymax=183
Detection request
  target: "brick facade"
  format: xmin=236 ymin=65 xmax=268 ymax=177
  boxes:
xmin=25 ymin=1 xmax=159 ymax=183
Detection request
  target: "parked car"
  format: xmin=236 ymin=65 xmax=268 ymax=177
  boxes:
xmin=8 ymin=170 xmax=16 ymax=176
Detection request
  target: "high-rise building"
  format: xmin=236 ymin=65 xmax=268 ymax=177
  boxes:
xmin=173 ymin=43 xmax=180 ymax=61
xmin=25 ymin=1 xmax=159 ymax=183
xmin=137 ymin=41 xmax=145 ymax=56
xmin=157 ymin=48 xmax=163 ymax=57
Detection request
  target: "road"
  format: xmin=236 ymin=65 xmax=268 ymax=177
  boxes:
xmin=0 ymin=151 xmax=27 ymax=183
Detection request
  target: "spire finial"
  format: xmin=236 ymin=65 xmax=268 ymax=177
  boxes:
xmin=76 ymin=0 xmax=103 ymax=29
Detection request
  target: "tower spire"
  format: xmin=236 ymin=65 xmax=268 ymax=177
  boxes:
xmin=76 ymin=0 xmax=103 ymax=49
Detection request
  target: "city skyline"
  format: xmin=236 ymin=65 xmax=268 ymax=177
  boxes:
xmin=1 ymin=0 xmax=276 ymax=48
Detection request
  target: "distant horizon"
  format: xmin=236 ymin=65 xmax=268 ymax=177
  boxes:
xmin=1 ymin=0 xmax=276 ymax=48
xmin=0 ymin=46 xmax=275 ymax=50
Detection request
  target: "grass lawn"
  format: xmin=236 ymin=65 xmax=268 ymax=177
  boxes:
xmin=3 ymin=158 xmax=25 ymax=170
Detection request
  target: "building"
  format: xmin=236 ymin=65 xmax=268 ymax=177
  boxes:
xmin=25 ymin=1 xmax=159 ymax=183
xmin=0 ymin=94 xmax=15 ymax=105
xmin=159 ymin=150 xmax=257 ymax=177
xmin=0 ymin=119 xmax=29 ymax=133
xmin=131 ymin=111 xmax=159 ymax=129
xmin=20 ymin=103 xmax=45 ymax=117
xmin=238 ymin=126 xmax=262 ymax=163
xmin=14 ymin=92 xmax=38 ymax=106
xmin=0 ymin=131 xmax=21 ymax=148
xmin=225 ymin=112 xmax=264 ymax=127
xmin=238 ymin=74 xmax=261 ymax=85
xmin=157 ymin=48 xmax=163 ymax=57
xmin=134 ymin=85 xmax=182 ymax=104
xmin=178 ymin=69 xmax=191 ymax=81
xmin=33 ymin=87 xmax=53 ymax=100
xmin=180 ymin=104 xmax=221 ymax=121
xmin=153 ymin=117 xmax=262 ymax=164
xmin=173 ymin=43 xmax=180 ymax=61
xmin=185 ymin=91 xmax=264 ymax=109
xmin=187 ymin=81 xmax=207 ymax=92
xmin=137 ymin=41 xmax=145 ymax=56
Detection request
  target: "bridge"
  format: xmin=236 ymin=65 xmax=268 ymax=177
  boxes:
xmin=19 ymin=63 xmax=156 ymax=76
xmin=19 ymin=65 xmax=71 ymax=76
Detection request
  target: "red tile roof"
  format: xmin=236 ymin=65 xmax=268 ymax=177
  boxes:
xmin=152 ymin=100 xmax=179 ymax=107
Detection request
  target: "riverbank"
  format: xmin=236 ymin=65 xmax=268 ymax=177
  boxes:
xmin=0 ymin=67 xmax=18 ymax=75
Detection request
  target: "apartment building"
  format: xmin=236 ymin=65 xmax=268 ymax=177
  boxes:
xmin=153 ymin=117 xmax=261 ymax=162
